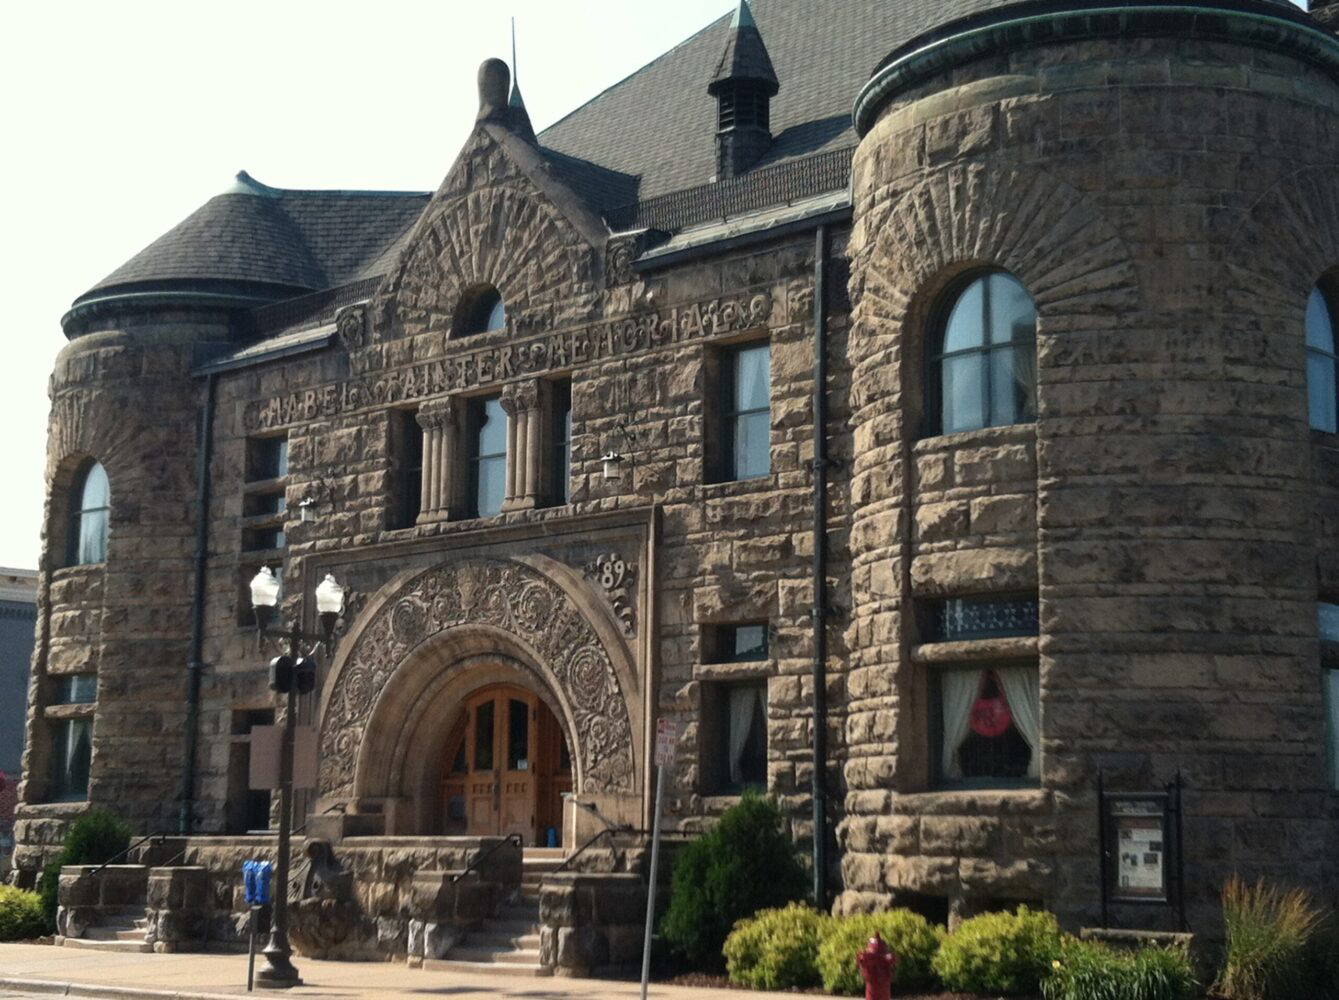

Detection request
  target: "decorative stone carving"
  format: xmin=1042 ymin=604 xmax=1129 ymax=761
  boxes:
xmin=584 ymin=553 xmax=636 ymax=637
xmin=320 ymin=558 xmax=636 ymax=798
xmin=335 ymin=306 xmax=368 ymax=352
xmin=605 ymin=236 xmax=638 ymax=288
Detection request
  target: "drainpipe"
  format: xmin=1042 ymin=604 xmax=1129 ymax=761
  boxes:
xmin=810 ymin=224 xmax=830 ymax=907
xmin=179 ymin=372 xmax=216 ymax=834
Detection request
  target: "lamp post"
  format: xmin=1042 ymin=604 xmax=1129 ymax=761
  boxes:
xmin=248 ymin=568 xmax=345 ymax=990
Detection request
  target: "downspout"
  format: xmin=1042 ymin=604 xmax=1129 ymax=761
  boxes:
xmin=810 ymin=224 xmax=830 ymax=907
xmin=179 ymin=372 xmax=216 ymax=834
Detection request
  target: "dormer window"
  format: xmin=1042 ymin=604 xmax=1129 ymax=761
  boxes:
xmin=454 ymin=285 xmax=506 ymax=337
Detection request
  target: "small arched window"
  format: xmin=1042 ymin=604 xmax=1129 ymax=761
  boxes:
xmin=454 ymin=285 xmax=506 ymax=337
xmin=68 ymin=461 xmax=109 ymax=566
xmin=930 ymin=271 xmax=1038 ymax=436
xmin=1307 ymin=285 xmax=1338 ymax=433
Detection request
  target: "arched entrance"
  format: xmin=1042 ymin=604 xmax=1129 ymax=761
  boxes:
xmin=438 ymin=683 xmax=572 ymax=843
xmin=315 ymin=556 xmax=642 ymax=837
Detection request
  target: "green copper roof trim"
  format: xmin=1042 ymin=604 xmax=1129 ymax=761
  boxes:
xmin=854 ymin=1 xmax=1339 ymax=136
xmin=732 ymin=0 xmax=758 ymax=30
xmin=61 ymin=288 xmax=284 ymax=334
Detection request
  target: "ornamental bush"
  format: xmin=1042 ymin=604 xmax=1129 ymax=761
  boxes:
xmin=38 ymin=809 xmax=132 ymax=931
xmin=1215 ymin=876 xmax=1332 ymax=1000
xmin=815 ymin=909 xmax=945 ymax=995
xmin=0 ymin=885 xmax=45 ymax=941
xmin=1042 ymin=937 xmax=1198 ymax=1000
xmin=660 ymin=793 xmax=809 ymax=970
xmin=932 ymin=905 xmax=1063 ymax=995
xmin=723 ymin=902 xmax=830 ymax=990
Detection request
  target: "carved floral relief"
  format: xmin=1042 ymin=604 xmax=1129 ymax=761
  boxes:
xmin=319 ymin=558 xmax=635 ymax=798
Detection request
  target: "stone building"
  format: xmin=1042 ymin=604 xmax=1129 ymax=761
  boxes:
xmin=13 ymin=0 xmax=1339 ymax=964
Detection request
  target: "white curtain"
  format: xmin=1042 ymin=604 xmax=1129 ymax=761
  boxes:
xmin=998 ymin=666 xmax=1042 ymax=779
xmin=940 ymin=670 xmax=981 ymax=780
xmin=728 ymin=685 xmax=761 ymax=785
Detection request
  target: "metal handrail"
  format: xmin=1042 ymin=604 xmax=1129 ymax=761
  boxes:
xmin=450 ymin=833 xmax=523 ymax=884
xmin=88 ymin=833 xmax=168 ymax=878
xmin=550 ymin=828 xmax=615 ymax=876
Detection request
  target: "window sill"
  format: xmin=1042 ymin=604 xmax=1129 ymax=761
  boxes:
xmin=912 ymin=422 xmax=1036 ymax=455
xmin=44 ymin=703 xmax=95 ymax=720
xmin=891 ymin=786 xmax=1048 ymax=814
xmin=696 ymin=658 xmax=773 ymax=679
xmin=51 ymin=564 xmax=105 ymax=579
xmin=17 ymin=800 xmax=90 ymax=817
xmin=912 ymin=636 xmax=1038 ymax=664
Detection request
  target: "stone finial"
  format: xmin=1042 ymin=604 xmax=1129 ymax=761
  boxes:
xmin=477 ymin=58 xmax=511 ymax=123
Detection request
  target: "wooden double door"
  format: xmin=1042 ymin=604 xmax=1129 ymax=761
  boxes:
xmin=440 ymin=684 xmax=571 ymax=844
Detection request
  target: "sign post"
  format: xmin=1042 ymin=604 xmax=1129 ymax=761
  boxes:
xmin=640 ymin=717 xmax=678 ymax=1000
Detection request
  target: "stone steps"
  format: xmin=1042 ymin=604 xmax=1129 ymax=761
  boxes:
xmin=59 ymin=905 xmax=152 ymax=953
xmin=423 ymin=957 xmax=553 ymax=977
xmin=433 ymin=847 xmax=557 ymax=974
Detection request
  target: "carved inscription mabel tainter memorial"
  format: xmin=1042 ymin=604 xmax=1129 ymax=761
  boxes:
xmin=245 ymin=291 xmax=775 ymax=432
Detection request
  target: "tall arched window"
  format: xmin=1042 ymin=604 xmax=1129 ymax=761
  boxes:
xmin=68 ymin=461 xmax=109 ymax=565
xmin=930 ymin=271 xmax=1037 ymax=436
xmin=1307 ymin=285 xmax=1338 ymax=433
xmin=454 ymin=285 xmax=506 ymax=337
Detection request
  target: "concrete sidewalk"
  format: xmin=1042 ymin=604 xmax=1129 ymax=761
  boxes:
xmin=0 ymin=943 xmax=763 ymax=1000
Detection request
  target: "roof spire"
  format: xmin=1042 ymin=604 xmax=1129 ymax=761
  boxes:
xmin=709 ymin=0 xmax=779 ymax=98
xmin=506 ymin=17 xmax=538 ymax=144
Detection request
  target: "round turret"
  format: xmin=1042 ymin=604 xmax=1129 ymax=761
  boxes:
xmin=841 ymin=0 xmax=1339 ymax=927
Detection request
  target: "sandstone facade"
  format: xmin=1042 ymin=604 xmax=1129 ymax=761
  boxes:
xmin=14 ymin=0 xmax=1339 ymax=948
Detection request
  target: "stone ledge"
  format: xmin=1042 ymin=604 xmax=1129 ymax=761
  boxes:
xmin=912 ymin=636 xmax=1038 ymax=664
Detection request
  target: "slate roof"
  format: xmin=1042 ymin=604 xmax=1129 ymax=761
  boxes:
xmin=76 ymin=172 xmax=429 ymax=306
xmin=73 ymin=0 xmax=1307 ymax=322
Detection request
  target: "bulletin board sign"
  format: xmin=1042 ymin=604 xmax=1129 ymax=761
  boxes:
xmin=1097 ymin=772 xmax=1186 ymax=931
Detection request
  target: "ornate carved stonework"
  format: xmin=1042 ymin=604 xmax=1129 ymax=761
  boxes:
xmin=584 ymin=552 xmax=636 ymax=637
xmin=320 ymin=558 xmax=635 ymax=797
xmin=336 ymin=306 xmax=368 ymax=352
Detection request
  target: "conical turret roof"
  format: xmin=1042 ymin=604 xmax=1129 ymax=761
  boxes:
xmin=708 ymin=0 xmax=779 ymax=97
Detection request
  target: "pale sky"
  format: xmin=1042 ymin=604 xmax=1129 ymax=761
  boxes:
xmin=0 ymin=0 xmax=1313 ymax=569
xmin=0 ymin=0 xmax=731 ymax=569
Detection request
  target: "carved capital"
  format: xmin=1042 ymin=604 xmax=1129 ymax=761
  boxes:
xmin=416 ymin=398 xmax=456 ymax=431
xmin=500 ymin=378 xmax=540 ymax=415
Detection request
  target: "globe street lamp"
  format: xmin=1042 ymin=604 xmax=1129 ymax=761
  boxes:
xmin=248 ymin=568 xmax=345 ymax=989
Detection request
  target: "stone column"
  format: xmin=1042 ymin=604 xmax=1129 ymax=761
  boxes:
xmin=416 ymin=398 xmax=457 ymax=523
xmin=500 ymin=380 xmax=541 ymax=511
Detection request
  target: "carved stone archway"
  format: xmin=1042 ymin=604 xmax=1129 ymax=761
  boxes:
xmin=317 ymin=556 xmax=639 ymax=817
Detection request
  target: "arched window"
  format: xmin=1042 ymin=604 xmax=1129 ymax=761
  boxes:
xmin=454 ymin=285 xmax=506 ymax=337
xmin=68 ymin=461 xmax=109 ymax=566
xmin=930 ymin=271 xmax=1037 ymax=435
xmin=1307 ymin=285 xmax=1338 ymax=433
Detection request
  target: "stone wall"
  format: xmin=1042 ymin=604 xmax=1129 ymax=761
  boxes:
xmin=14 ymin=313 xmax=229 ymax=879
xmin=844 ymin=33 xmax=1339 ymax=929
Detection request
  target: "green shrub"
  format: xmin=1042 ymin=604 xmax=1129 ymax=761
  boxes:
xmin=1216 ymin=877 xmax=1328 ymax=1000
xmin=1042 ymin=937 xmax=1198 ymax=1000
xmin=0 ymin=885 xmax=46 ymax=941
xmin=37 ymin=809 xmax=132 ymax=931
xmin=932 ymin=905 xmax=1063 ymax=995
xmin=660 ymin=793 xmax=808 ymax=970
xmin=723 ymin=902 xmax=830 ymax=990
xmin=816 ymin=909 xmax=945 ymax=995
